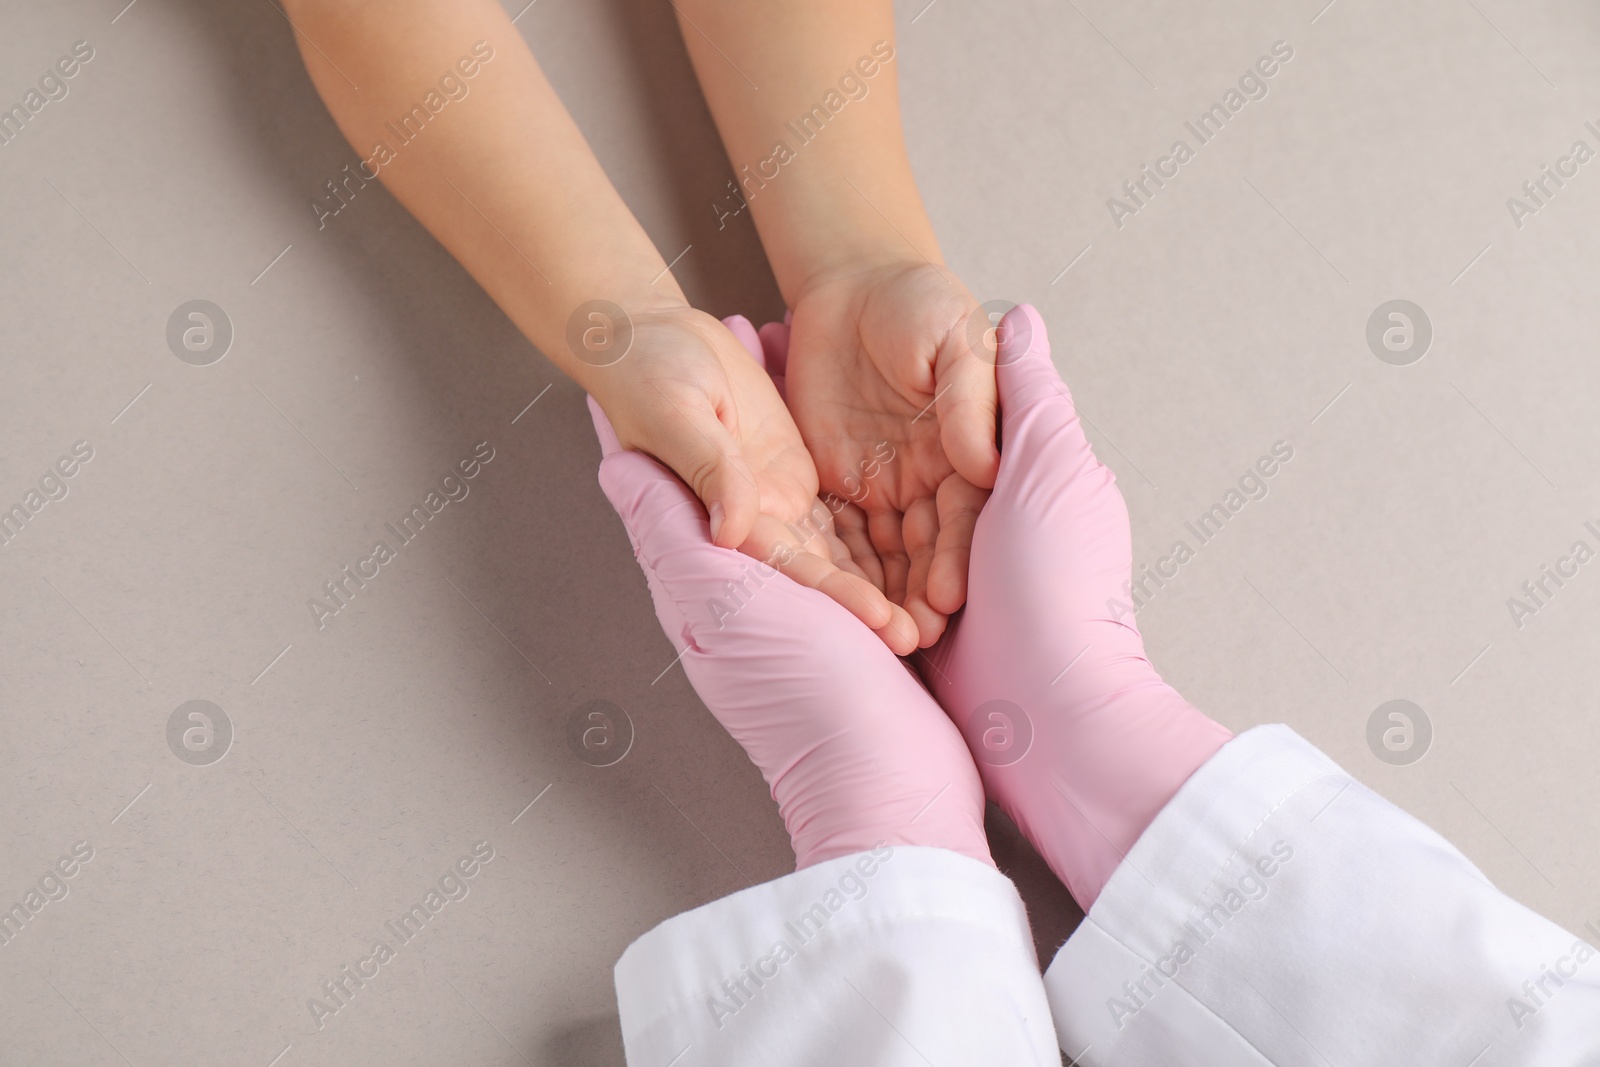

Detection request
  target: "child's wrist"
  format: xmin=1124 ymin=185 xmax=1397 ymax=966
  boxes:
xmin=552 ymin=284 xmax=691 ymax=396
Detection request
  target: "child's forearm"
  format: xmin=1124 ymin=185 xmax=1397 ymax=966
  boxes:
xmin=279 ymin=0 xmax=933 ymax=639
xmin=281 ymin=0 xmax=680 ymax=392
xmin=672 ymin=0 xmax=943 ymax=301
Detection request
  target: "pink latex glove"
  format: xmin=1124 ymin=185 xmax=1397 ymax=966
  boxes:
xmin=919 ymin=305 xmax=1234 ymax=910
xmin=589 ymin=315 xmax=991 ymax=871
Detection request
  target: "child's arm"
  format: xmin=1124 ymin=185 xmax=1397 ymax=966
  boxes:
xmin=672 ymin=0 xmax=1000 ymax=647
xmin=279 ymin=0 xmax=914 ymax=647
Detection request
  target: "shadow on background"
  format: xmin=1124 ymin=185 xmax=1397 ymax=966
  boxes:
xmin=541 ymin=1013 xmax=629 ymax=1067
xmin=987 ymin=805 xmax=1085 ymax=967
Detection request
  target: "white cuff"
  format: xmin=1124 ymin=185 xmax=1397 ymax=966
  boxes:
xmin=1044 ymin=724 xmax=1600 ymax=1066
xmin=615 ymin=845 xmax=1059 ymax=1066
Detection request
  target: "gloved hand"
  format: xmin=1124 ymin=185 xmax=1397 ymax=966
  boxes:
xmin=589 ymin=316 xmax=992 ymax=871
xmin=918 ymin=305 xmax=1234 ymax=909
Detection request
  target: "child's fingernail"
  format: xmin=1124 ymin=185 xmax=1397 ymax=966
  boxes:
xmin=708 ymin=501 xmax=725 ymax=543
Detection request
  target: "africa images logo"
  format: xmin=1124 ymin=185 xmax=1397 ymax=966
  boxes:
xmin=306 ymin=442 xmax=496 ymax=630
xmin=706 ymin=844 xmax=893 ymax=1029
xmin=1105 ymin=40 xmax=1295 ymax=229
xmin=1107 ymin=840 xmax=1294 ymax=1030
xmin=305 ymin=842 xmax=497 ymax=1030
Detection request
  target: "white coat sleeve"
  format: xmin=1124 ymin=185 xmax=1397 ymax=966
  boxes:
xmin=1044 ymin=724 xmax=1600 ymax=1066
xmin=613 ymin=844 xmax=1061 ymax=1066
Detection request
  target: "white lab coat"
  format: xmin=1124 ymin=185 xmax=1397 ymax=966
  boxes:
xmin=614 ymin=727 xmax=1600 ymax=1065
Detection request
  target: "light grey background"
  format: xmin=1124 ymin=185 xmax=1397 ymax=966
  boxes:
xmin=2 ymin=0 xmax=1597 ymax=1063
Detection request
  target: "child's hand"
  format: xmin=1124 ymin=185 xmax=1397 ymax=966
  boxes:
xmin=587 ymin=318 xmax=988 ymax=867
xmin=587 ymin=304 xmax=918 ymax=653
xmin=783 ymin=261 xmax=999 ymax=648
